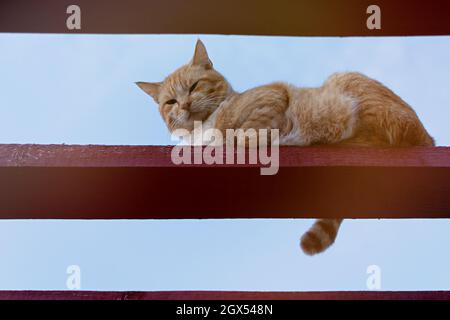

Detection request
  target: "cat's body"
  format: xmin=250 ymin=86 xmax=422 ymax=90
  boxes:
xmin=137 ymin=40 xmax=434 ymax=255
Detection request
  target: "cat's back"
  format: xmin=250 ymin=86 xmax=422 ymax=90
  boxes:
xmin=324 ymin=72 xmax=435 ymax=146
xmin=324 ymin=71 xmax=402 ymax=102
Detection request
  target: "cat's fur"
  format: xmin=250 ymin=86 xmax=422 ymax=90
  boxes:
xmin=137 ymin=40 xmax=435 ymax=255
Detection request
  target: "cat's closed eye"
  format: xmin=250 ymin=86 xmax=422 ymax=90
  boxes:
xmin=189 ymin=81 xmax=200 ymax=94
xmin=165 ymin=99 xmax=177 ymax=105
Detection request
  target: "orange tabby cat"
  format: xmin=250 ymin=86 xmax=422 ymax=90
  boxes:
xmin=137 ymin=40 xmax=434 ymax=255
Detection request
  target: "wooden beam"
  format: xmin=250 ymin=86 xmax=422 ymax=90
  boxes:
xmin=1 ymin=0 xmax=450 ymax=36
xmin=0 ymin=144 xmax=449 ymax=219
xmin=0 ymin=290 xmax=449 ymax=300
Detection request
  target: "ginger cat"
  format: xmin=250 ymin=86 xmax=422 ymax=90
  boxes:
xmin=137 ymin=40 xmax=434 ymax=255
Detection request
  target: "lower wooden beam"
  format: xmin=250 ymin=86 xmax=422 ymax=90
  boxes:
xmin=0 ymin=145 xmax=449 ymax=219
xmin=0 ymin=290 xmax=449 ymax=300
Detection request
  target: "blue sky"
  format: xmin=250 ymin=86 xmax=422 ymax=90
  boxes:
xmin=0 ymin=34 xmax=449 ymax=291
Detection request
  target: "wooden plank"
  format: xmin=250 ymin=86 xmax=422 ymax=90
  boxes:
xmin=1 ymin=0 xmax=450 ymax=36
xmin=0 ymin=290 xmax=449 ymax=300
xmin=1 ymin=144 xmax=450 ymax=168
xmin=0 ymin=144 xmax=449 ymax=219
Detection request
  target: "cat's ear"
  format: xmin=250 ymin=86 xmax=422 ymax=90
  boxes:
xmin=135 ymin=81 xmax=162 ymax=103
xmin=191 ymin=39 xmax=213 ymax=69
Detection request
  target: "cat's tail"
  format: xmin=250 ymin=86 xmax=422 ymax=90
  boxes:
xmin=300 ymin=219 xmax=343 ymax=255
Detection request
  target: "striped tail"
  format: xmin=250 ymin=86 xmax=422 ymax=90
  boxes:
xmin=300 ymin=219 xmax=343 ymax=255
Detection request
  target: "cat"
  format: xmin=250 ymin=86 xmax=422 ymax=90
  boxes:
xmin=136 ymin=39 xmax=435 ymax=255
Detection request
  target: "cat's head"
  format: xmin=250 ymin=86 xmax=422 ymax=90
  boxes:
xmin=136 ymin=40 xmax=232 ymax=133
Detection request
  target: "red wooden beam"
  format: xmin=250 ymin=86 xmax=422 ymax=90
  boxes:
xmin=1 ymin=0 xmax=450 ymax=36
xmin=1 ymin=144 xmax=450 ymax=168
xmin=0 ymin=290 xmax=450 ymax=300
xmin=0 ymin=144 xmax=449 ymax=219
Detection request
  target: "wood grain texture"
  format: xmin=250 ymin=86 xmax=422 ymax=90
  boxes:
xmin=1 ymin=144 xmax=449 ymax=167
xmin=0 ymin=290 xmax=450 ymax=300
xmin=0 ymin=144 xmax=449 ymax=219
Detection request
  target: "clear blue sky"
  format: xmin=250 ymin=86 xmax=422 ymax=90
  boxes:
xmin=0 ymin=34 xmax=449 ymax=291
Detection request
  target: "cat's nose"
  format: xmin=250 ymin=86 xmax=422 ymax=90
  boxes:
xmin=180 ymin=102 xmax=191 ymax=111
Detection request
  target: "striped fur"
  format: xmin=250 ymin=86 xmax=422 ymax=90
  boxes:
xmin=301 ymin=219 xmax=343 ymax=256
